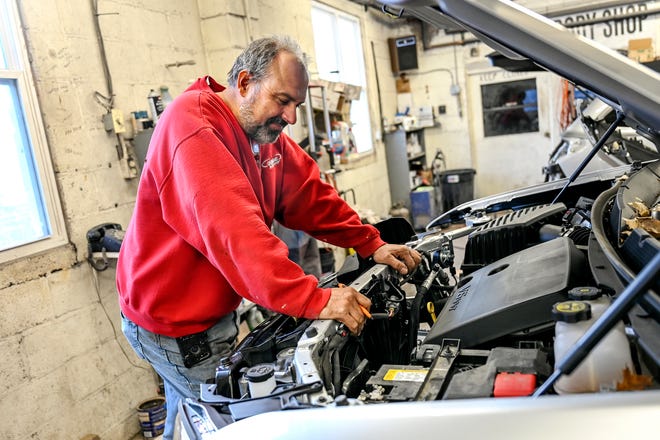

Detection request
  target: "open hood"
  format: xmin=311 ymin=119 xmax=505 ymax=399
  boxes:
xmin=380 ymin=0 xmax=660 ymax=141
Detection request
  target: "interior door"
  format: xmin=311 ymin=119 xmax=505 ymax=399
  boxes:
xmin=465 ymin=67 xmax=556 ymax=198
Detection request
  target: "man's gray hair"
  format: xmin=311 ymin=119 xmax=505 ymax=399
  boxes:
xmin=227 ymin=35 xmax=308 ymax=87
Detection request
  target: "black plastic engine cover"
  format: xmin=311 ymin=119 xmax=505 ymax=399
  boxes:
xmin=425 ymin=237 xmax=587 ymax=348
xmin=461 ymin=203 xmax=567 ymax=275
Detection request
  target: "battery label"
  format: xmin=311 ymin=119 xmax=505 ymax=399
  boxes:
xmin=383 ymin=369 xmax=428 ymax=382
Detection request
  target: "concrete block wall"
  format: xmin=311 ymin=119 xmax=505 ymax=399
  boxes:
xmin=1 ymin=0 xmax=207 ymax=438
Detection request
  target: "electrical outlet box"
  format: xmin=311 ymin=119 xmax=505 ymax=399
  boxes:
xmin=112 ymin=108 xmax=126 ymax=133
xmin=102 ymin=109 xmax=127 ymax=134
xmin=102 ymin=112 xmax=114 ymax=132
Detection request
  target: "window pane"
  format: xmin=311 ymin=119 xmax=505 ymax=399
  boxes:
xmin=337 ymin=17 xmax=360 ymax=83
xmin=311 ymin=9 xmax=339 ymax=78
xmin=350 ymin=91 xmax=371 ymax=153
xmin=481 ymin=79 xmax=539 ymax=137
xmin=0 ymin=79 xmax=50 ymax=250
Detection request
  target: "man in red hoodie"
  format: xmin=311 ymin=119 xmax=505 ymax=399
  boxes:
xmin=117 ymin=35 xmax=421 ymax=438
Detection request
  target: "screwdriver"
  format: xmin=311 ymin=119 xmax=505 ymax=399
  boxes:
xmin=338 ymin=283 xmax=372 ymax=319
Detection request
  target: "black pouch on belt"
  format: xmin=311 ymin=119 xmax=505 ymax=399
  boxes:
xmin=175 ymin=330 xmax=212 ymax=368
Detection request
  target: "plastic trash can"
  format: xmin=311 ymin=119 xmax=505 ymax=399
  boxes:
xmin=438 ymin=168 xmax=476 ymax=212
xmin=410 ymin=186 xmax=436 ymax=230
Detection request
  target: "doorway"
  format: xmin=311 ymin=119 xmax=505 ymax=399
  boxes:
xmin=465 ymin=67 xmax=556 ymax=197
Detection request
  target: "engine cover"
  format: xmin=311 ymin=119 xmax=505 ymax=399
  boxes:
xmin=425 ymin=237 xmax=587 ymax=348
xmin=461 ymin=203 xmax=567 ymax=274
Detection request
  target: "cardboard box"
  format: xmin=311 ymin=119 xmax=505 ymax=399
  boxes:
xmin=310 ymin=80 xmax=343 ymax=112
xmin=328 ymin=92 xmax=341 ymax=112
xmin=396 ymin=74 xmax=411 ymax=93
xmin=332 ymin=82 xmax=346 ymax=93
xmin=309 ymin=79 xmax=329 ymax=110
xmin=344 ymin=84 xmax=362 ymax=101
xmin=628 ymin=38 xmax=655 ymax=63
xmin=308 ymin=79 xmax=330 ymax=90
xmin=340 ymin=99 xmax=352 ymax=117
xmin=309 ymin=80 xmax=357 ymax=112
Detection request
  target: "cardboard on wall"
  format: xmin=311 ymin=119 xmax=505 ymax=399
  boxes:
xmin=628 ymin=38 xmax=655 ymax=63
xmin=396 ymin=74 xmax=411 ymax=93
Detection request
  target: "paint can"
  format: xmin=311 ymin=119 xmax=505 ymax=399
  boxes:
xmin=136 ymin=396 xmax=166 ymax=438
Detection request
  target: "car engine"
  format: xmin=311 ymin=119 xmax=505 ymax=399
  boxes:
xmin=183 ymin=161 xmax=659 ymax=431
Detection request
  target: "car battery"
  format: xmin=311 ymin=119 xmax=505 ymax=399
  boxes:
xmin=360 ymin=364 xmax=428 ymax=402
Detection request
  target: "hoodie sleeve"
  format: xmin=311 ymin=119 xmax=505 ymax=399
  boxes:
xmin=274 ymin=137 xmax=386 ymax=258
xmin=157 ymin=128 xmax=332 ymax=319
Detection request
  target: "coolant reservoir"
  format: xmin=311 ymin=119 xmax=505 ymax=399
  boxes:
xmin=552 ymin=287 xmax=633 ymax=394
xmin=245 ymin=364 xmax=276 ymax=398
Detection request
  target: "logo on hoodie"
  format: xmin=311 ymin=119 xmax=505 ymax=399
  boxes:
xmin=261 ymin=154 xmax=282 ymax=169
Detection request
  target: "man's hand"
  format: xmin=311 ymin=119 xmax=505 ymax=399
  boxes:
xmin=372 ymin=244 xmax=422 ymax=275
xmin=319 ymin=286 xmax=372 ymax=335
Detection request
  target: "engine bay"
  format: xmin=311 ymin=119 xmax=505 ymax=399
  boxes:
xmin=185 ymin=161 xmax=659 ymax=429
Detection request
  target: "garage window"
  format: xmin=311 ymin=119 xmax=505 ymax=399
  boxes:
xmin=481 ymin=78 xmax=539 ymax=137
xmin=311 ymin=2 xmax=373 ymax=154
xmin=0 ymin=0 xmax=66 ymax=262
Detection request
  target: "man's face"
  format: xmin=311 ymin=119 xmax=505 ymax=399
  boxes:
xmin=237 ymin=52 xmax=308 ymax=144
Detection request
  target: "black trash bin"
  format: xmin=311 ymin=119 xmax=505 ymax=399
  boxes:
xmin=437 ymin=168 xmax=476 ymax=212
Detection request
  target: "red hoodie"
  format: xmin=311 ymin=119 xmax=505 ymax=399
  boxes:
xmin=116 ymin=76 xmax=385 ymax=337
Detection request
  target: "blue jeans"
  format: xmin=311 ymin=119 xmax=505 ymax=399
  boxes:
xmin=121 ymin=312 xmax=239 ymax=440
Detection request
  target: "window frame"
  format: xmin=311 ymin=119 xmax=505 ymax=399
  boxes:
xmin=0 ymin=0 xmax=67 ymax=263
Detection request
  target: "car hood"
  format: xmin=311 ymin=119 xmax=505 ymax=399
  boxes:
xmin=380 ymin=0 xmax=660 ymax=140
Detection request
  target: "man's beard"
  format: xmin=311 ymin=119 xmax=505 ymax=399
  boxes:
xmin=239 ymin=98 xmax=287 ymax=144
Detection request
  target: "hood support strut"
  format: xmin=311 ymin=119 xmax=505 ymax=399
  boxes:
xmin=552 ymin=110 xmax=626 ymax=204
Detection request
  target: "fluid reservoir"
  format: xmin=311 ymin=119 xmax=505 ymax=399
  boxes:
xmin=245 ymin=364 xmax=276 ymax=398
xmin=552 ymin=287 xmax=633 ymax=394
